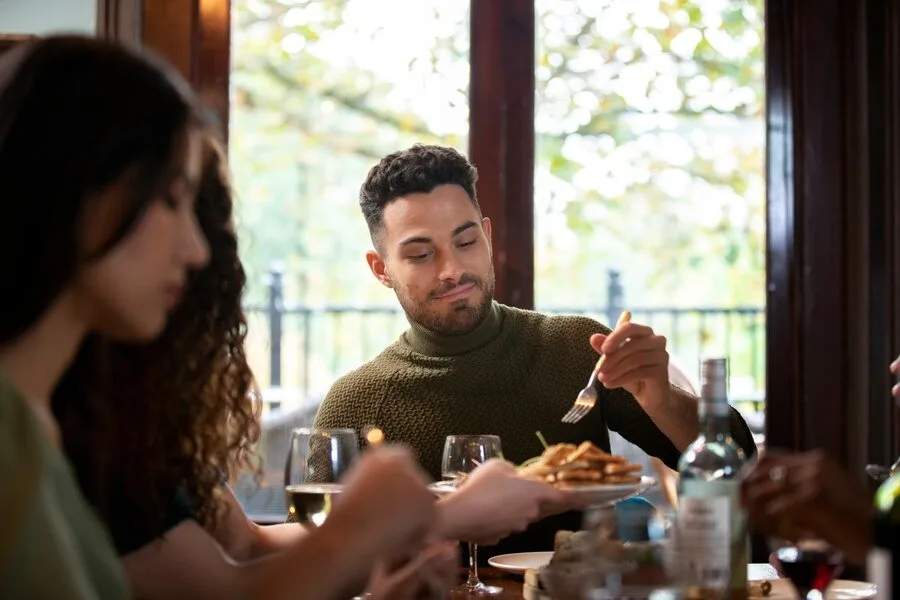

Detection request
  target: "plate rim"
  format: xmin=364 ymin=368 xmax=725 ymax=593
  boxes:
xmin=487 ymin=551 xmax=555 ymax=573
xmin=751 ymin=578 xmax=876 ymax=599
xmin=556 ymin=475 xmax=656 ymax=492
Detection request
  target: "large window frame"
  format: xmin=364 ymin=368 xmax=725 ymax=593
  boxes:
xmin=98 ymin=0 xmax=900 ymax=472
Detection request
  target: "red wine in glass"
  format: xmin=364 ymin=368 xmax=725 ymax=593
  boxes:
xmin=775 ymin=542 xmax=844 ymax=598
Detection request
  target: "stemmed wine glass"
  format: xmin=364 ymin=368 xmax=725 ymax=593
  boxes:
xmin=442 ymin=434 xmax=503 ymax=597
xmin=770 ymin=538 xmax=844 ymax=599
xmin=284 ymin=427 xmax=358 ymax=526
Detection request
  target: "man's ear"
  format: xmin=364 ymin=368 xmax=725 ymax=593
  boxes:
xmin=366 ymin=249 xmax=393 ymax=288
xmin=482 ymin=216 xmax=492 ymax=248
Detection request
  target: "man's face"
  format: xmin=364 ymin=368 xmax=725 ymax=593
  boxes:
xmin=367 ymin=184 xmax=495 ymax=335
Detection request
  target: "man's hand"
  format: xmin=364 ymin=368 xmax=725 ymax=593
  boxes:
xmin=437 ymin=459 xmax=587 ymax=545
xmin=590 ymin=320 xmax=669 ymax=409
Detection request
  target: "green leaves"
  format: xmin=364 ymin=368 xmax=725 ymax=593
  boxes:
xmin=230 ymin=0 xmax=766 ymax=311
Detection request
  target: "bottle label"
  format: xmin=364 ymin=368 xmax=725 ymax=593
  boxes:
xmin=866 ymin=548 xmax=891 ymax=599
xmin=676 ymin=480 xmax=747 ymax=591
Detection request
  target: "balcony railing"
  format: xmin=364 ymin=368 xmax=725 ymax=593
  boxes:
xmin=243 ymin=267 xmax=766 ymax=408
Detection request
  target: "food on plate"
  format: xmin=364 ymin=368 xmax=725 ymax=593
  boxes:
xmin=748 ymin=580 xmax=773 ymax=597
xmin=526 ymin=530 xmax=777 ymax=599
xmin=518 ymin=441 xmax=643 ymax=486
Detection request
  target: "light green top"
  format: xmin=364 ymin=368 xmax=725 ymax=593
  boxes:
xmin=0 ymin=373 xmax=130 ymax=599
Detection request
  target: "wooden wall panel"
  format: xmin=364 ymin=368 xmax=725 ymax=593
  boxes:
xmin=97 ymin=0 xmax=230 ymax=139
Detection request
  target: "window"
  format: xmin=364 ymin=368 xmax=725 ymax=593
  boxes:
xmin=230 ymin=0 xmax=469 ymax=519
xmin=534 ymin=0 xmax=766 ymax=410
xmin=230 ymin=0 xmax=767 ymax=519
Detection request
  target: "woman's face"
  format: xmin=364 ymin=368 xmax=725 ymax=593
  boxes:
xmin=73 ymin=129 xmax=210 ymax=341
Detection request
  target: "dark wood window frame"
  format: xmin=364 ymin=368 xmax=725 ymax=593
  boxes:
xmin=98 ymin=0 xmax=900 ymax=470
xmin=0 ymin=34 xmax=36 ymax=55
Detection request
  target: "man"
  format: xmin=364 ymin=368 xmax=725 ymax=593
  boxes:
xmin=314 ymin=144 xmax=756 ymax=556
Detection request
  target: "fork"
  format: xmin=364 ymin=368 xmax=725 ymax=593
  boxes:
xmin=561 ymin=310 xmax=632 ymax=423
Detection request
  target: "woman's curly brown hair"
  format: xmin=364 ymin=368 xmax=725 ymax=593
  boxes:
xmin=52 ymin=133 xmax=261 ymax=551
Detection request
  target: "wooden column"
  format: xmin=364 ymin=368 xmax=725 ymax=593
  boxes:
xmin=468 ymin=0 xmax=536 ymax=309
xmin=96 ymin=0 xmax=231 ymax=139
xmin=863 ymin=0 xmax=900 ymax=471
xmin=765 ymin=0 xmax=900 ymax=472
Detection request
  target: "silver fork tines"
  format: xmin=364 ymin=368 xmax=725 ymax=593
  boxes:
xmin=561 ymin=356 xmax=602 ymax=423
xmin=562 ymin=310 xmax=632 ymax=424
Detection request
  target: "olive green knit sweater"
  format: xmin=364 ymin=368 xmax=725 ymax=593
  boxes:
xmin=314 ymin=302 xmax=755 ymax=556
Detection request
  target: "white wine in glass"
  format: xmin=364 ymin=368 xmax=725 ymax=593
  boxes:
xmin=284 ymin=427 xmax=358 ymax=526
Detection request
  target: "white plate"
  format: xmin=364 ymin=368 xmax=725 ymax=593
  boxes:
xmin=488 ymin=551 xmax=554 ymax=574
xmin=430 ymin=476 xmax=657 ymax=506
xmin=749 ymin=579 xmax=876 ymax=599
xmin=557 ymin=475 xmax=657 ymax=506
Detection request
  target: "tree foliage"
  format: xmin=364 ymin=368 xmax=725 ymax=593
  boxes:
xmin=230 ymin=0 xmax=766 ymax=388
xmin=231 ymin=0 xmax=764 ymax=308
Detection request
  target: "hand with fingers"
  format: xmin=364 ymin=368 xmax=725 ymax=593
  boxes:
xmin=590 ymin=318 xmax=670 ymax=410
xmin=365 ymin=542 xmax=458 ymax=600
xmin=437 ymin=459 xmax=587 ymax=545
xmin=738 ymin=450 xmax=874 ymax=563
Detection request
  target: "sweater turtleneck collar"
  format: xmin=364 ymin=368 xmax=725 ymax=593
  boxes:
xmin=403 ymin=301 xmax=505 ymax=357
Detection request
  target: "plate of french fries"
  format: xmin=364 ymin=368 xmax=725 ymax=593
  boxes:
xmin=517 ymin=441 xmax=656 ymax=506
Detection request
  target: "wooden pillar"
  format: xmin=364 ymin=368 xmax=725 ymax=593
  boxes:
xmin=765 ymin=0 xmax=900 ymax=472
xmin=96 ymin=0 xmax=231 ymax=140
xmin=468 ymin=0 xmax=536 ymax=308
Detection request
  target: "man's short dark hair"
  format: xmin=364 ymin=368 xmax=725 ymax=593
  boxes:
xmin=359 ymin=144 xmax=480 ymax=246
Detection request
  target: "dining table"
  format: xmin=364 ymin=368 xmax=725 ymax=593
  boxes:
xmin=450 ymin=567 xmax=526 ymax=598
xmin=448 ymin=563 xmax=783 ymax=599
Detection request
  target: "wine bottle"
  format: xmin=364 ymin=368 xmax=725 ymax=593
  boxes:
xmin=867 ymin=466 xmax=898 ymax=598
xmin=676 ymin=358 xmax=749 ymax=599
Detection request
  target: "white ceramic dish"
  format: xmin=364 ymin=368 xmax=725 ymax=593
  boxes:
xmin=488 ymin=552 xmax=554 ymax=574
xmin=430 ymin=476 xmax=657 ymax=506
xmin=556 ymin=475 xmax=657 ymax=506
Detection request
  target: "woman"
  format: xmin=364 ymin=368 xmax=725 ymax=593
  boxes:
xmin=54 ymin=134 xmax=583 ymax=599
xmin=0 ymin=35 xmax=211 ymax=598
xmin=0 ymin=36 xmax=442 ymax=600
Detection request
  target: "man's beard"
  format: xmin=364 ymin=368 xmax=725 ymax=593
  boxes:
xmin=397 ymin=270 xmax=496 ymax=335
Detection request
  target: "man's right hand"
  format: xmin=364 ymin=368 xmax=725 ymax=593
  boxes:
xmin=326 ymin=446 xmax=438 ymax=558
xmin=437 ymin=458 xmax=586 ymax=545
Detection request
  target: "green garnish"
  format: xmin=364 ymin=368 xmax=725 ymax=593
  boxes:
xmin=518 ymin=456 xmax=543 ymax=469
xmin=536 ymin=430 xmax=549 ymax=450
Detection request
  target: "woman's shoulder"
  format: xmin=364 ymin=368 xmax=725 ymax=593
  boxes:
xmin=0 ymin=373 xmax=44 ymax=501
xmin=0 ymin=374 xmax=130 ymax=598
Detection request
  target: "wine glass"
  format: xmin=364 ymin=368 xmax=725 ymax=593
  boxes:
xmin=771 ymin=538 xmax=844 ymax=599
xmin=284 ymin=427 xmax=358 ymax=526
xmin=442 ymin=434 xmax=503 ymax=596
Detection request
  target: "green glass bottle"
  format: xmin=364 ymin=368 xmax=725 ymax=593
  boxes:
xmin=867 ymin=466 xmax=899 ymax=598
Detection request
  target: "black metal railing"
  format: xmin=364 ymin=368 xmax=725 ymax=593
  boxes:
xmin=244 ymin=266 xmax=766 ymax=407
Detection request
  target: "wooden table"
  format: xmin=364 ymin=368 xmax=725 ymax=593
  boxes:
xmin=450 ymin=567 xmax=526 ymax=598
xmin=452 ymin=563 xmax=780 ymax=599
